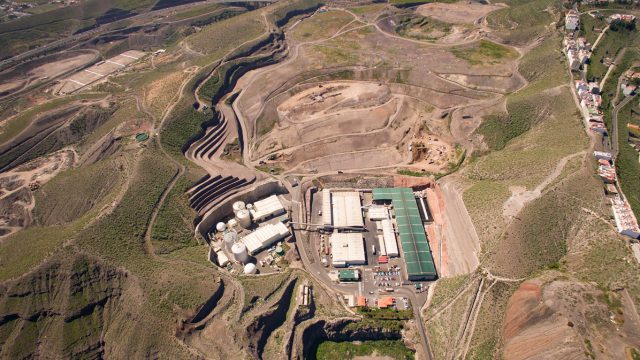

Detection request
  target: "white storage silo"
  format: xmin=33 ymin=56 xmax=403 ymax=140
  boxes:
xmin=232 ymin=201 xmax=246 ymax=214
xmin=246 ymin=203 xmax=254 ymax=210
xmin=243 ymin=263 xmax=257 ymax=274
xmin=231 ymin=242 xmax=249 ymax=264
xmin=223 ymin=230 xmax=237 ymax=250
xmin=216 ymin=222 xmax=226 ymax=232
xmin=236 ymin=209 xmax=252 ymax=229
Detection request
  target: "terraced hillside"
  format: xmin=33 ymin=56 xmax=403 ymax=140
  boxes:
xmin=0 ymin=0 xmax=639 ymax=359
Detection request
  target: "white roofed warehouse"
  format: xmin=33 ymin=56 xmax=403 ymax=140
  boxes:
xmin=330 ymin=232 xmax=366 ymax=267
xmin=249 ymin=195 xmax=286 ymax=222
xmin=329 ymin=191 xmax=364 ymax=228
xmin=241 ymin=222 xmax=290 ymax=255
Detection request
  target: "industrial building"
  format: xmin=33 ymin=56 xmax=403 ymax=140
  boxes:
xmin=368 ymin=206 xmax=389 ymax=221
xmin=338 ymin=269 xmax=360 ymax=282
xmin=322 ymin=190 xmax=364 ymax=229
xmin=380 ymin=219 xmax=399 ymax=257
xmin=330 ymin=232 xmax=366 ymax=267
xmin=242 ymin=221 xmax=290 ymax=255
xmin=373 ymin=188 xmax=437 ymax=281
xmin=249 ymin=195 xmax=286 ymax=222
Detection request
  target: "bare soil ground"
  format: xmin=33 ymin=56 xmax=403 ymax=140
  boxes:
xmin=0 ymin=50 xmax=97 ymax=96
xmin=503 ymin=276 xmax=640 ymax=360
xmin=0 ymin=149 xmax=75 ymax=239
xmin=55 ymin=50 xmax=146 ymax=94
xmin=416 ymin=2 xmax=505 ymax=25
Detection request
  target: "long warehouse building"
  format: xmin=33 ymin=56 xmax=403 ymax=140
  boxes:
xmin=242 ymin=222 xmax=290 ymax=255
xmin=372 ymin=188 xmax=437 ymax=281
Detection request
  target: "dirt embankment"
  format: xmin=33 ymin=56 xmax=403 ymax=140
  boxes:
xmin=0 ymin=102 xmax=116 ymax=172
xmin=502 ymin=277 xmax=640 ymax=360
xmin=246 ymin=277 xmax=298 ymax=359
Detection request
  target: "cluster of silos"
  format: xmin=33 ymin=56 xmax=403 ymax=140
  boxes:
xmin=232 ymin=201 xmax=252 ymax=229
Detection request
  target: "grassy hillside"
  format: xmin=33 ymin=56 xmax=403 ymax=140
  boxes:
xmin=487 ymin=0 xmax=561 ymax=45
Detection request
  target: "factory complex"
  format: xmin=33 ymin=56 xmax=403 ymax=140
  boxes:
xmin=207 ymin=194 xmax=291 ymax=275
xmin=317 ymin=187 xmax=437 ymax=285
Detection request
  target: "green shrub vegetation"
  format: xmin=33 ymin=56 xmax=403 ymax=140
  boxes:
xmin=358 ymin=307 xmax=413 ymax=320
xmin=395 ymin=14 xmax=452 ymax=41
xmin=452 ymin=40 xmax=518 ymax=66
xmin=161 ymin=98 xmax=213 ymax=160
xmin=152 ymin=175 xmax=198 ymax=254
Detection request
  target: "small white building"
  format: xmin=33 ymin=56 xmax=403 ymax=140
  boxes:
xmin=368 ymin=206 xmax=389 ymax=221
xmin=249 ymin=195 xmax=286 ymax=222
xmin=381 ymin=219 xmax=399 ymax=257
xmin=567 ymin=50 xmax=581 ymax=71
xmin=322 ymin=189 xmax=332 ymax=226
xmin=565 ymin=10 xmax=580 ymax=31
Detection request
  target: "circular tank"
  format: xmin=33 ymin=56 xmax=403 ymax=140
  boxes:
xmin=246 ymin=203 xmax=254 ymax=210
xmin=244 ymin=263 xmax=257 ymax=274
xmin=275 ymin=245 xmax=284 ymax=256
xmin=232 ymin=201 xmax=246 ymax=214
xmin=216 ymin=222 xmax=226 ymax=232
xmin=223 ymin=230 xmax=237 ymax=250
xmin=236 ymin=209 xmax=252 ymax=229
xmin=231 ymin=242 xmax=249 ymax=264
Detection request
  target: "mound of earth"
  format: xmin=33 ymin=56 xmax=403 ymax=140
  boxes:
xmin=502 ymin=277 xmax=640 ymax=360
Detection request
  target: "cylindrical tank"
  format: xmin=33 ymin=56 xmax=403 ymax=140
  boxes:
xmin=236 ymin=209 xmax=252 ymax=229
xmin=223 ymin=230 xmax=237 ymax=250
xmin=275 ymin=245 xmax=284 ymax=256
xmin=232 ymin=201 xmax=246 ymax=214
xmin=216 ymin=222 xmax=226 ymax=232
xmin=231 ymin=242 xmax=249 ymax=264
xmin=244 ymin=263 xmax=257 ymax=274
xmin=246 ymin=203 xmax=254 ymax=210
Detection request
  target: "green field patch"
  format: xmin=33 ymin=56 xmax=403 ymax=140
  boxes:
xmin=184 ymin=10 xmax=265 ymax=64
xmin=587 ymin=25 xmax=637 ymax=83
xmin=315 ymin=340 xmax=414 ymax=360
xmin=452 ymin=40 xmax=518 ymax=66
xmin=290 ymin=10 xmax=354 ymax=42
xmin=395 ymin=14 xmax=453 ymax=41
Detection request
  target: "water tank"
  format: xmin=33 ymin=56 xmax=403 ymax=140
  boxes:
xmin=216 ymin=222 xmax=226 ymax=232
xmin=236 ymin=209 xmax=252 ymax=229
xmin=231 ymin=242 xmax=249 ymax=264
xmin=232 ymin=201 xmax=246 ymax=214
xmin=246 ymin=203 xmax=254 ymax=210
xmin=275 ymin=245 xmax=285 ymax=256
xmin=223 ymin=230 xmax=237 ymax=250
xmin=244 ymin=263 xmax=257 ymax=274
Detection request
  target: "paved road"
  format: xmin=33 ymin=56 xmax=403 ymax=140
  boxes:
xmin=611 ymin=94 xmax=636 ymax=158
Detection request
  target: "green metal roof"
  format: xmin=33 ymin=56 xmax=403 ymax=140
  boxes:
xmin=338 ymin=269 xmax=359 ymax=280
xmin=372 ymin=188 xmax=436 ymax=279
